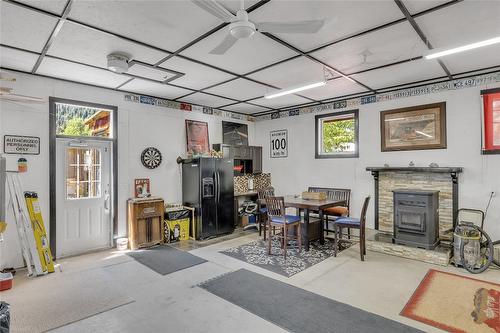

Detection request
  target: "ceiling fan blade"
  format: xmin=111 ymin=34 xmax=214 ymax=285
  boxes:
xmin=257 ymin=20 xmax=325 ymax=34
xmin=209 ymin=34 xmax=238 ymax=55
xmin=191 ymin=0 xmax=235 ymax=23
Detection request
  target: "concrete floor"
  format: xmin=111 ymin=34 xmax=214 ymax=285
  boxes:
xmin=5 ymin=232 xmax=500 ymax=333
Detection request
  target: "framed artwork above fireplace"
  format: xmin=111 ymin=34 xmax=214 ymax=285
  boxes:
xmin=380 ymin=102 xmax=447 ymax=152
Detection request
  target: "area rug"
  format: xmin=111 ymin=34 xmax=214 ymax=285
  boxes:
xmin=200 ymin=269 xmax=423 ymax=333
xmin=220 ymin=238 xmax=352 ymax=277
xmin=128 ymin=245 xmax=207 ymax=275
xmin=2 ymin=268 xmax=134 ymax=333
xmin=401 ymin=269 xmax=500 ymax=333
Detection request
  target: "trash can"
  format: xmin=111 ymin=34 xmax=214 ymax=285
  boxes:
xmin=164 ymin=209 xmax=191 ymax=242
xmin=0 ymin=301 xmax=10 ymax=333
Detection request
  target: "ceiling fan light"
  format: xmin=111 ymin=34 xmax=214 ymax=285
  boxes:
xmin=229 ymin=21 xmax=255 ymax=39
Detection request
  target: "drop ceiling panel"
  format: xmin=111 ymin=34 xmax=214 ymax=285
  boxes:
xmin=15 ymin=0 xmax=68 ymax=15
xmin=127 ymin=62 xmax=180 ymax=82
xmin=250 ymin=95 xmax=310 ymax=110
xmin=180 ymin=29 xmax=298 ymax=74
xmin=219 ymin=0 xmax=259 ymax=13
xmin=416 ymin=0 xmax=500 ymax=74
xmin=311 ymin=21 xmax=427 ymax=75
xmin=160 ymin=56 xmax=235 ymax=90
xmin=0 ymin=46 xmax=39 ymax=72
xmin=351 ymin=59 xmax=446 ymax=90
xmin=180 ymin=92 xmax=235 ymax=108
xmin=47 ymin=22 xmax=168 ymax=69
xmin=416 ymin=1 xmax=500 ymax=48
xmin=299 ymin=78 xmax=369 ymax=101
xmin=0 ymin=1 xmax=58 ymax=52
xmin=247 ymin=56 xmax=329 ymax=88
xmin=439 ymin=44 xmax=500 ymax=75
xmin=204 ymin=78 xmax=276 ymax=100
xmin=68 ymin=0 xmax=223 ymax=51
xmin=118 ymin=79 xmax=191 ymax=100
xmin=37 ymin=57 xmax=130 ymax=88
xmin=249 ymin=0 xmax=404 ymax=51
xmin=402 ymin=0 xmax=449 ymax=15
xmin=221 ymin=103 xmax=270 ymax=114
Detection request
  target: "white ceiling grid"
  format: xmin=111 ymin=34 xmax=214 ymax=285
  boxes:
xmin=1 ymin=0 xmax=499 ymax=116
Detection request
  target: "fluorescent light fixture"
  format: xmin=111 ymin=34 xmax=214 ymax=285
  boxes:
xmin=265 ymin=81 xmax=326 ymax=99
xmin=425 ymin=36 xmax=500 ymax=59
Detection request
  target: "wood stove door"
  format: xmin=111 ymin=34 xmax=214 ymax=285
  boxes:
xmin=395 ymin=205 xmax=427 ymax=233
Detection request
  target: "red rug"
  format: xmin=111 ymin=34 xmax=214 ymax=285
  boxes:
xmin=401 ymin=269 xmax=500 ymax=332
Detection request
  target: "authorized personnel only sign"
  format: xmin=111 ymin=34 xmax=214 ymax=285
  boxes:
xmin=3 ymin=135 xmax=40 ymax=155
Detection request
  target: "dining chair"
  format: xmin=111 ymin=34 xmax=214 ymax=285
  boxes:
xmin=257 ymin=186 xmax=275 ymax=240
xmin=333 ymin=196 xmax=370 ymax=261
xmin=307 ymin=187 xmax=351 ymax=236
xmin=266 ymin=196 xmax=302 ymax=259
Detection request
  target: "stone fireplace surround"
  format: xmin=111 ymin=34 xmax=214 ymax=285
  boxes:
xmin=366 ymin=167 xmax=463 ymax=238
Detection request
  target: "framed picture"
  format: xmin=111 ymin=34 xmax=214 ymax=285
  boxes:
xmin=222 ymin=121 xmax=248 ymax=145
xmin=380 ymin=102 xmax=446 ymax=152
xmin=481 ymin=88 xmax=500 ymax=155
xmin=185 ymin=120 xmax=210 ymax=154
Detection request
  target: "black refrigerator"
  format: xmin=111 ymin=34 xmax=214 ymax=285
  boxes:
xmin=182 ymin=157 xmax=234 ymax=239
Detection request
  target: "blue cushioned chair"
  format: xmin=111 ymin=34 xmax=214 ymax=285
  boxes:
xmin=334 ymin=196 xmax=370 ymax=261
xmin=257 ymin=187 xmax=275 ymax=240
xmin=266 ymin=196 xmax=302 ymax=259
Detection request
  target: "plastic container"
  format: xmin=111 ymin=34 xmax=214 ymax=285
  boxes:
xmin=0 ymin=273 xmax=13 ymax=291
xmin=116 ymin=238 xmax=128 ymax=251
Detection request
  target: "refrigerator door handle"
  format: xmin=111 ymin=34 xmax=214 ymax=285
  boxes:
xmin=214 ymin=172 xmax=219 ymax=204
xmin=217 ymin=171 xmax=221 ymax=203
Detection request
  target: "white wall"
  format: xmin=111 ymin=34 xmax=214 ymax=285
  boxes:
xmin=255 ymin=83 xmax=500 ymax=240
xmin=0 ymin=72 xmax=255 ymax=268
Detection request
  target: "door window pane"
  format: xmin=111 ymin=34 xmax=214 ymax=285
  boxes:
xmin=66 ymin=148 xmax=101 ymax=199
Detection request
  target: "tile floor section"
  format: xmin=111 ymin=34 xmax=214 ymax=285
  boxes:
xmin=3 ymin=232 xmax=500 ymax=333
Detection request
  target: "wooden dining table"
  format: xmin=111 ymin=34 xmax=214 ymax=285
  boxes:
xmin=284 ymin=196 xmax=347 ymax=251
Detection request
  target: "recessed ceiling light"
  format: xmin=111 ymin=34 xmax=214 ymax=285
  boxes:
xmin=425 ymin=36 xmax=500 ymax=60
xmin=265 ymin=81 xmax=326 ymax=99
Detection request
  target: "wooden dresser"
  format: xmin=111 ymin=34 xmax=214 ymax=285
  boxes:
xmin=127 ymin=197 xmax=164 ymax=250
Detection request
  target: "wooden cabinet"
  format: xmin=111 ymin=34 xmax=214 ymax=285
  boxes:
xmin=127 ymin=198 xmax=164 ymax=250
xmin=212 ymin=144 xmax=263 ymax=174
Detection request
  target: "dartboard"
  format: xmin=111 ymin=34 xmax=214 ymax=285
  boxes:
xmin=141 ymin=147 xmax=162 ymax=169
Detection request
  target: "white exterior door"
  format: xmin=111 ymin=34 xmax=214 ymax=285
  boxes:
xmin=56 ymin=138 xmax=112 ymax=257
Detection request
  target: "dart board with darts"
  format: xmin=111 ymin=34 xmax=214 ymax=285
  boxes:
xmin=141 ymin=147 xmax=162 ymax=169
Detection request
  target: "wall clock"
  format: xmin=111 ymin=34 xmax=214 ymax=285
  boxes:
xmin=141 ymin=147 xmax=162 ymax=169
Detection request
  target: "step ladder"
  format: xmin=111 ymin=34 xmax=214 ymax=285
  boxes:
xmin=6 ymin=172 xmax=46 ymax=277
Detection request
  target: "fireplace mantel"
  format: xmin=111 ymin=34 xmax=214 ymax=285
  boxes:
xmin=366 ymin=166 xmax=463 ymax=232
xmin=366 ymin=167 xmax=463 ymax=173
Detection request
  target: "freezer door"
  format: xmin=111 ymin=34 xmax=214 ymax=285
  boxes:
xmin=200 ymin=158 xmax=217 ymax=239
xmin=216 ymin=158 xmax=235 ymax=234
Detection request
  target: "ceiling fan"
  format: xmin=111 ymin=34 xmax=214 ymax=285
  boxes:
xmin=0 ymin=73 xmax=44 ymax=103
xmin=192 ymin=0 xmax=325 ymax=54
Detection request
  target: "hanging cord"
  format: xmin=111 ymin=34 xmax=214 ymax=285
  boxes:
xmin=484 ymin=191 xmax=495 ymax=220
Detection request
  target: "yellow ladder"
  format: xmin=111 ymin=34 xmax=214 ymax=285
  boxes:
xmin=24 ymin=192 xmax=54 ymax=274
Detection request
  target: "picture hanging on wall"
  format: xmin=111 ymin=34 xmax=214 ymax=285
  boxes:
xmin=222 ymin=121 xmax=248 ymax=145
xmin=380 ymin=102 xmax=447 ymax=152
xmin=185 ymin=120 xmax=210 ymax=155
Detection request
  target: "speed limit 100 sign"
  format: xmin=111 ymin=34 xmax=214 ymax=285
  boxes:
xmin=270 ymin=129 xmax=288 ymax=158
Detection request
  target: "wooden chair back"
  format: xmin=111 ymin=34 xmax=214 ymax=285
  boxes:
xmin=308 ymin=187 xmax=351 ymax=213
xmin=265 ymin=196 xmax=286 ymax=219
xmin=258 ymin=186 xmax=275 ymax=200
xmin=359 ymin=196 xmax=371 ymax=229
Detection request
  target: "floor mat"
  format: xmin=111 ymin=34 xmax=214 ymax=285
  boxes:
xmin=220 ymin=238 xmax=352 ymax=277
xmin=127 ymin=245 xmax=207 ymax=275
xmin=401 ymin=269 xmax=500 ymax=333
xmin=1 ymin=268 xmax=134 ymax=333
xmin=199 ymin=269 xmax=423 ymax=333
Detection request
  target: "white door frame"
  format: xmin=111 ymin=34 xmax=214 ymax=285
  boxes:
xmin=49 ymin=97 xmax=118 ymax=259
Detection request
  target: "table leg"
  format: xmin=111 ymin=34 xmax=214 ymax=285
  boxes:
xmin=304 ymin=208 xmax=310 ymax=251
xmin=319 ymin=209 xmax=325 ymax=245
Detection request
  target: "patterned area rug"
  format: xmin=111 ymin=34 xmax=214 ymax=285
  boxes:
xmin=221 ymin=238 xmax=352 ymax=277
xmin=401 ymin=269 xmax=500 ymax=333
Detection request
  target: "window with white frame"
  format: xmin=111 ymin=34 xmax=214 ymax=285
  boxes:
xmin=315 ymin=110 xmax=359 ymax=158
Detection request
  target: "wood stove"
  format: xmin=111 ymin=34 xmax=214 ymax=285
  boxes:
xmin=393 ymin=189 xmax=440 ymax=249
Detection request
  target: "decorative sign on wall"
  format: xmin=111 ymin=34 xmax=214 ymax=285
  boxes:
xmin=185 ymin=120 xmax=210 ymax=155
xmin=134 ymin=178 xmax=151 ymax=198
xmin=270 ymin=129 xmax=288 ymax=158
xmin=3 ymin=135 xmax=40 ymax=155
